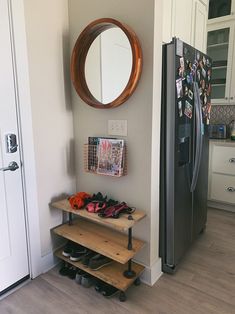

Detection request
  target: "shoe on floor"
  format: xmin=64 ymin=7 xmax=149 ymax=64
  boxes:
xmin=70 ymin=246 xmax=87 ymax=262
xmin=59 ymin=263 xmax=77 ymax=279
xmin=81 ymin=274 xmax=96 ymax=288
xmin=59 ymin=262 xmax=70 ymax=276
xmin=101 ymin=284 xmax=119 ymax=298
xmin=88 ymin=254 xmax=113 ymax=270
xmin=75 ymin=269 xmax=87 ymax=284
xmin=67 ymin=266 xmax=77 ymax=279
xmin=94 ymin=279 xmax=109 ymax=293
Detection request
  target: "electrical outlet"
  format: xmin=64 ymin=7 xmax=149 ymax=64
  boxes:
xmin=108 ymin=120 xmax=127 ymax=136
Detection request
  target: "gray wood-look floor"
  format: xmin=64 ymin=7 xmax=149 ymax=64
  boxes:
xmin=0 ymin=208 xmax=235 ymax=314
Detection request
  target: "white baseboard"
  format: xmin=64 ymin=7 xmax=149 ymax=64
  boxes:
xmin=35 ymin=252 xmax=59 ymax=278
xmin=139 ymin=258 xmax=162 ymax=286
xmin=208 ymin=201 xmax=235 ymax=213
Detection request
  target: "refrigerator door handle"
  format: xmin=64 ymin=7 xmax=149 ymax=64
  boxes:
xmin=190 ymin=82 xmax=203 ymax=192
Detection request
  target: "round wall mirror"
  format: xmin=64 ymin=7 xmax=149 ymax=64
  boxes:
xmin=71 ymin=18 xmax=143 ymax=109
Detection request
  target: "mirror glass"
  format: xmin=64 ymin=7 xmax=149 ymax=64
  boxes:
xmin=85 ymin=28 xmax=133 ymax=104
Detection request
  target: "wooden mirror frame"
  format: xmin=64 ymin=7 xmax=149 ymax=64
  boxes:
xmin=71 ymin=18 xmax=143 ymax=109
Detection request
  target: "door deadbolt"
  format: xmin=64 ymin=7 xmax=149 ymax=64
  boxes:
xmin=5 ymin=134 xmax=18 ymax=153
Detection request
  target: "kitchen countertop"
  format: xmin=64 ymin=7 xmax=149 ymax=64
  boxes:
xmin=209 ymin=139 xmax=235 ymax=146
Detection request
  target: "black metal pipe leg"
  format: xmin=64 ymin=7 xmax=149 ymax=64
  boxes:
xmin=123 ymin=259 xmax=136 ymax=278
xmin=124 ymin=228 xmax=136 ymax=278
xmin=69 ymin=212 xmax=73 ymax=225
xmin=127 ymin=228 xmax=132 ymax=250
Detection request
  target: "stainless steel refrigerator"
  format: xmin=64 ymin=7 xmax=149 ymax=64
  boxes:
xmin=160 ymin=38 xmax=212 ymax=273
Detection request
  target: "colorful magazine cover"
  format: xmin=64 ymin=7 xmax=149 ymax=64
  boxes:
xmin=97 ymin=138 xmax=124 ymax=176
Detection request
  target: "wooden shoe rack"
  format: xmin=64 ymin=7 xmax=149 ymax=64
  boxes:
xmin=51 ymin=199 xmax=146 ymax=301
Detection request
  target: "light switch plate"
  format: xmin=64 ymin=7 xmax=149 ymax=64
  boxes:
xmin=108 ymin=120 xmax=127 ymax=136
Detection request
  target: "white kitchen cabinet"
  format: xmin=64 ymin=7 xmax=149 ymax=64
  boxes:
xmin=162 ymin=0 xmax=173 ymax=44
xmin=192 ymin=0 xmax=208 ymax=52
xmin=207 ymin=19 xmax=235 ymax=104
xmin=172 ymin=0 xmax=194 ymax=45
xmin=208 ymin=140 xmax=235 ymax=211
xmin=228 ymin=32 xmax=235 ymax=104
xmin=162 ymin=0 xmax=208 ymax=53
xmin=208 ymin=0 xmax=235 ymax=20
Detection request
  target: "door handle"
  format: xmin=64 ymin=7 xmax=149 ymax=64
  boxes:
xmin=226 ymin=187 xmax=235 ymax=192
xmin=190 ymin=82 xmax=203 ymax=192
xmin=229 ymin=158 xmax=235 ymax=163
xmin=0 ymin=161 xmax=19 ymax=172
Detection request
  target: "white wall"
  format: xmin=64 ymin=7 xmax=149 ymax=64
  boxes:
xmin=69 ymin=0 xmax=163 ymax=284
xmin=23 ymin=0 xmax=76 ymax=257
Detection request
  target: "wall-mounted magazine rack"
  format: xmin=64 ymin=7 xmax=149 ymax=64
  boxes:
xmin=84 ymin=138 xmax=127 ymax=177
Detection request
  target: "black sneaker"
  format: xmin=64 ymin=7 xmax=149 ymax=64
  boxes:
xmin=88 ymin=254 xmax=112 ymax=270
xmin=62 ymin=240 xmax=81 ymax=257
xmin=67 ymin=266 xmax=77 ymax=279
xmin=102 ymin=284 xmax=119 ymax=298
xmin=81 ymin=250 xmax=97 ymax=266
xmin=95 ymin=279 xmax=109 ymax=293
xmin=70 ymin=246 xmax=87 ymax=262
xmin=59 ymin=262 xmax=70 ymax=276
xmin=62 ymin=240 xmax=76 ymax=257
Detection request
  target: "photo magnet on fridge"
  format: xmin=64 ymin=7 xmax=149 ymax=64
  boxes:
xmin=196 ymin=51 xmax=200 ymax=61
xmin=207 ymin=69 xmax=211 ymax=81
xmin=188 ymin=89 xmax=193 ymax=100
xmin=197 ymin=70 xmax=201 ymax=81
xmin=180 ymin=57 xmax=185 ymax=69
xmin=186 ymin=75 xmax=191 ymax=84
xmin=178 ymin=67 xmax=184 ymax=78
xmin=184 ymin=101 xmax=193 ymax=119
xmin=201 ymin=80 xmax=205 ymax=89
xmin=206 ymin=59 xmax=211 ymax=67
xmin=176 ymin=78 xmax=183 ymax=98
xmin=202 ymin=68 xmax=206 ymax=78
xmin=178 ymin=101 xmax=183 ymax=117
xmin=203 ymin=55 xmax=206 ymax=65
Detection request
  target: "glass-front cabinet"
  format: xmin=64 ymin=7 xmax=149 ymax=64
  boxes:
xmin=207 ymin=21 xmax=235 ymax=104
xmin=208 ymin=0 xmax=233 ymax=20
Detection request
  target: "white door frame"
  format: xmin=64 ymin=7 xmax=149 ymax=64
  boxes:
xmin=9 ymin=0 xmax=42 ymax=278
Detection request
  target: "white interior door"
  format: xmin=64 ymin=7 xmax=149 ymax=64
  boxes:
xmin=0 ymin=0 xmax=29 ymax=294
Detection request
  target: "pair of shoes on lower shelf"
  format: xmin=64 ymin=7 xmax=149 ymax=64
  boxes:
xmin=62 ymin=241 xmax=113 ymax=270
xmin=81 ymin=250 xmax=113 ymax=270
xmin=95 ymin=279 xmax=119 ymax=298
xmin=75 ymin=269 xmax=96 ymax=288
xmin=59 ymin=262 xmax=77 ymax=279
xmin=62 ymin=241 xmax=87 ymax=262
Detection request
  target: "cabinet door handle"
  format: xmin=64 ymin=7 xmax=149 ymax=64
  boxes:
xmin=230 ymin=97 xmax=234 ymax=100
xmin=226 ymin=187 xmax=235 ymax=192
xmin=225 ymin=97 xmax=228 ymax=100
xmin=229 ymin=158 xmax=235 ymax=163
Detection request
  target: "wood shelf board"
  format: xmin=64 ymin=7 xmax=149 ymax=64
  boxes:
xmin=212 ymin=66 xmax=227 ymax=70
xmin=50 ymin=199 xmax=146 ymax=232
xmin=52 ymin=219 xmax=145 ymax=264
xmin=207 ymin=42 xmax=229 ymax=48
xmin=211 ymin=83 xmax=226 ymax=86
xmin=55 ymin=248 xmax=144 ymax=291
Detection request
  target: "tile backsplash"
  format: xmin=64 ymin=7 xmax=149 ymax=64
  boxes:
xmin=210 ymin=105 xmax=235 ymax=124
